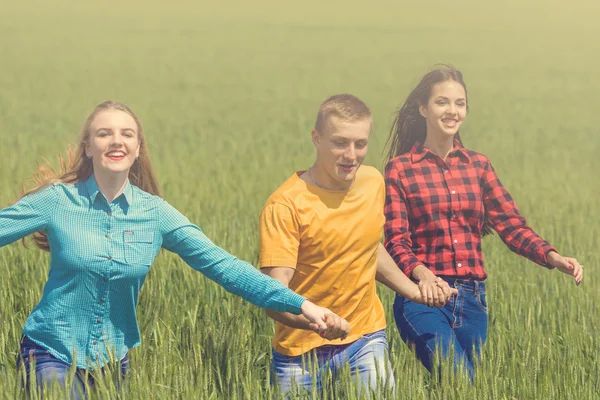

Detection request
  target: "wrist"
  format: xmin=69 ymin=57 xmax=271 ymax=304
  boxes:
xmin=546 ymin=251 xmax=560 ymax=267
xmin=412 ymin=265 xmax=436 ymax=282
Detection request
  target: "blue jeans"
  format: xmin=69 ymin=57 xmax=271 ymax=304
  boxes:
xmin=17 ymin=336 xmax=129 ymax=399
xmin=393 ymin=279 xmax=488 ymax=380
xmin=271 ymin=329 xmax=395 ymax=395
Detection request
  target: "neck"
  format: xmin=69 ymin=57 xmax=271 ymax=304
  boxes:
xmin=94 ymin=170 xmax=129 ymax=203
xmin=309 ymin=162 xmax=352 ymax=191
xmin=423 ymin=132 xmax=455 ymax=160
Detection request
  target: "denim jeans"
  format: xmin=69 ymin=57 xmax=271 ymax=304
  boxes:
xmin=271 ymin=329 xmax=395 ymax=396
xmin=393 ymin=278 xmax=488 ymax=380
xmin=17 ymin=336 xmax=129 ymax=399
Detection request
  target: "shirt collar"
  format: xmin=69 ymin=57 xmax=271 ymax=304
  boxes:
xmin=85 ymin=174 xmax=133 ymax=205
xmin=410 ymin=139 xmax=471 ymax=164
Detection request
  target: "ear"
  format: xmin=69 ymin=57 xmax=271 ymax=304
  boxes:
xmin=135 ymin=143 xmax=141 ymax=159
xmin=84 ymin=144 xmax=91 ymax=159
xmin=418 ymin=104 xmax=428 ymax=119
xmin=311 ymin=129 xmax=320 ymax=147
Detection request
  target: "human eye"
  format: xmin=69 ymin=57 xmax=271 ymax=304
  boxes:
xmin=123 ymin=130 xmax=135 ymax=138
xmin=355 ymin=141 xmax=368 ymax=149
xmin=96 ymin=130 xmax=109 ymax=137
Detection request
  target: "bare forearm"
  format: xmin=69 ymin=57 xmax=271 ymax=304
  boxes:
xmin=265 ymin=310 xmax=313 ymax=330
xmin=411 ymin=264 xmax=437 ymax=282
xmin=376 ymin=244 xmax=420 ymax=301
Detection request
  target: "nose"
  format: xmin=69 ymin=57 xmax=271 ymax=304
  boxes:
xmin=110 ymin=133 xmax=125 ymax=146
xmin=344 ymin=144 xmax=356 ymax=160
xmin=447 ymin=103 xmax=457 ymax=116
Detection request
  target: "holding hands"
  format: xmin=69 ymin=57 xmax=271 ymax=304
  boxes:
xmin=301 ymin=301 xmax=351 ymax=340
xmin=547 ymin=251 xmax=584 ymax=285
xmin=411 ymin=265 xmax=459 ymax=307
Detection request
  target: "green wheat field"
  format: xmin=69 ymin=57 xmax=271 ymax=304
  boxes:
xmin=0 ymin=0 xmax=598 ymax=398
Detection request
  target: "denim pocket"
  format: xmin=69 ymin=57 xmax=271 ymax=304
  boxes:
xmin=123 ymin=230 xmax=155 ymax=265
xmin=476 ymin=291 xmax=488 ymax=312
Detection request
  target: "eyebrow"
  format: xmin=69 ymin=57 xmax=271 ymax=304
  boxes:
xmin=95 ymin=127 xmax=137 ymax=133
xmin=435 ymin=96 xmax=466 ymax=101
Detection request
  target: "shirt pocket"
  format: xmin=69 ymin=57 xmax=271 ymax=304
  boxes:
xmin=123 ymin=230 xmax=155 ymax=266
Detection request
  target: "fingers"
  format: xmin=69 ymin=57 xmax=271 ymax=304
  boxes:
xmin=431 ymin=284 xmax=440 ymax=307
xmin=418 ymin=283 xmax=429 ymax=306
xmin=418 ymin=282 xmax=440 ymax=307
xmin=322 ymin=313 xmax=342 ymax=339
xmin=340 ymin=319 xmax=350 ymax=340
xmin=556 ymin=256 xmax=584 ymax=286
xmin=301 ymin=302 xmax=329 ymax=331
xmin=320 ymin=314 xmax=350 ymax=341
xmin=566 ymin=257 xmax=583 ymax=285
xmin=435 ymin=279 xmax=452 ymax=303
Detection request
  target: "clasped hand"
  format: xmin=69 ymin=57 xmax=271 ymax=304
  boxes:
xmin=414 ymin=276 xmax=458 ymax=307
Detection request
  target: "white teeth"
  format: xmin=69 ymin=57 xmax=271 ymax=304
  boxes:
xmin=107 ymin=151 xmax=125 ymax=157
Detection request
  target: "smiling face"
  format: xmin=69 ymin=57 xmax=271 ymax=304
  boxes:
xmin=312 ymin=116 xmax=371 ymax=189
xmin=85 ymin=109 xmax=141 ymax=178
xmin=419 ymin=79 xmax=467 ymax=140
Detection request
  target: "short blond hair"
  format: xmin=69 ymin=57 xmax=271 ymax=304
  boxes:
xmin=314 ymin=94 xmax=372 ymax=134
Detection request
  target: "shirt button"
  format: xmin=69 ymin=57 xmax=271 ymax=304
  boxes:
xmin=93 ymin=340 xmax=97 ymax=345
xmin=107 ymin=211 xmax=111 ymax=216
xmin=444 ymin=170 xmax=449 ymax=174
xmin=106 ymin=256 xmax=111 ymax=260
xmin=454 ymin=239 xmax=458 ymax=244
xmin=451 ymin=190 xmax=456 ymax=195
xmin=105 ymin=234 xmax=109 ymax=238
xmin=103 ymin=277 xmax=108 ymax=282
xmin=457 ymin=263 xmax=463 ymax=268
xmin=97 ymin=318 xmax=101 ymax=323
xmin=452 ymin=214 xmax=457 ymax=219
xmin=100 ymin=298 xmax=105 ymax=302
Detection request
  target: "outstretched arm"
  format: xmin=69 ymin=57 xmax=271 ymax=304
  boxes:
xmin=481 ymin=159 xmax=583 ymax=285
xmin=261 ymin=266 xmax=350 ymax=340
xmin=0 ymin=186 xmax=57 ymax=247
xmin=159 ymin=200 xmax=332 ymax=330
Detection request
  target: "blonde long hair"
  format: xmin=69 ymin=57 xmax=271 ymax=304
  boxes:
xmin=20 ymin=101 xmax=161 ymax=251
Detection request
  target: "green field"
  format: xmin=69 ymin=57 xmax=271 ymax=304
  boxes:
xmin=0 ymin=0 xmax=598 ymax=398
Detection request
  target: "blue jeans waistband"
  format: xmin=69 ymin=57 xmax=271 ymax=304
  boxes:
xmin=441 ymin=278 xmax=486 ymax=292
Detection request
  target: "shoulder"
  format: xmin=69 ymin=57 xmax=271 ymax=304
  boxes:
xmin=131 ymin=185 xmax=163 ymax=203
xmin=129 ymin=185 xmax=170 ymax=216
xmin=384 ymin=154 xmax=412 ymax=173
xmin=463 ymin=148 xmax=492 ymax=169
xmin=356 ymin=165 xmax=384 ymax=186
xmin=263 ymin=173 xmax=304 ymax=210
xmin=23 ymin=182 xmax=63 ymax=203
xmin=464 ymin=148 xmax=489 ymax=162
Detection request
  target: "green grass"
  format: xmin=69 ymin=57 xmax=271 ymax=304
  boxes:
xmin=0 ymin=0 xmax=598 ymax=398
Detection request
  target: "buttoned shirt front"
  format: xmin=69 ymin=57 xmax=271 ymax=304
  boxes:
xmin=0 ymin=175 xmax=305 ymax=369
xmin=384 ymin=141 xmax=556 ymax=280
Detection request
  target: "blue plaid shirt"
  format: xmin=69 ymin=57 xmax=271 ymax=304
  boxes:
xmin=1 ymin=175 xmax=306 ymax=369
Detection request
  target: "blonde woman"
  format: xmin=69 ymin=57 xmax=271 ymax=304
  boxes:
xmin=4 ymin=101 xmax=341 ymax=398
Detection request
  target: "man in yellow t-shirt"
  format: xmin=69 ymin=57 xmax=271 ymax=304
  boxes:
xmin=260 ymin=94 xmax=456 ymax=395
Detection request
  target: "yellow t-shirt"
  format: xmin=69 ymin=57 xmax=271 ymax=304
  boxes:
xmin=259 ymin=165 xmax=387 ymax=356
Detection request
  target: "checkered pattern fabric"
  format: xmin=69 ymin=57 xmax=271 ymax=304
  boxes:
xmin=0 ymin=175 xmax=305 ymax=369
xmin=384 ymin=141 xmax=556 ymax=280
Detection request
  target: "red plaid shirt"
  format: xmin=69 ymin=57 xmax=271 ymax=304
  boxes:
xmin=384 ymin=141 xmax=556 ymax=280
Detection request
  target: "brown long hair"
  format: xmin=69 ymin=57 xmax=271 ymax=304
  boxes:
xmin=384 ymin=65 xmax=492 ymax=236
xmin=20 ymin=101 xmax=161 ymax=251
